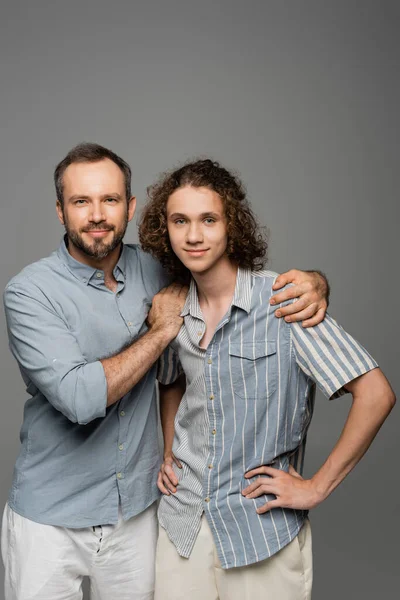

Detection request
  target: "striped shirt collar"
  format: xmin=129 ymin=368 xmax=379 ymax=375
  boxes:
xmin=181 ymin=266 xmax=252 ymax=318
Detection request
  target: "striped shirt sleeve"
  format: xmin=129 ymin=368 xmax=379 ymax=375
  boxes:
xmin=157 ymin=345 xmax=183 ymax=385
xmin=290 ymin=314 xmax=378 ymax=399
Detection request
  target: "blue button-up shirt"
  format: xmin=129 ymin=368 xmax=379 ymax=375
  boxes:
xmin=3 ymin=239 xmax=176 ymax=528
xmin=158 ymin=267 xmax=378 ymax=569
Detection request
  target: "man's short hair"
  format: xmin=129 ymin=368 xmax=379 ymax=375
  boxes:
xmin=139 ymin=158 xmax=268 ymax=282
xmin=54 ymin=142 xmax=131 ymax=206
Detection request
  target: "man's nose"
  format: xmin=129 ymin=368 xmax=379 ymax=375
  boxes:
xmin=88 ymin=202 xmax=106 ymax=223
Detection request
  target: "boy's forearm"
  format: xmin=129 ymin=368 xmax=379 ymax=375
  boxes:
xmin=310 ymin=369 xmax=395 ymax=503
xmin=159 ymin=375 xmax=186 ymax=457
xmin=243 ymin=368 xmax=395 ymax=512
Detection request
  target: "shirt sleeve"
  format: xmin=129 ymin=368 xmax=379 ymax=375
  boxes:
xmin=137 ymin=247 xmax=173 ymax=297
xmin=4 ymin=282 xmax=108 ymax=424
xmin=290 ymin=313 xmax=378 ymax=399
xmin=157 ymin=345 xmax=183 ymax=385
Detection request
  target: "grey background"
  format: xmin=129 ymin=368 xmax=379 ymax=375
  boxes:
xmin=0 ymin=1 xmax=398 ymax=598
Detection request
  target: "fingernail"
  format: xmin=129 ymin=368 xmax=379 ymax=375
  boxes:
xmin=285 ymin=317 xmax=291 ymax=322
xmin=270 ymin=298 xmax=276 ymax=305
xmin=275 ymin=311 xmax=281 ymax=317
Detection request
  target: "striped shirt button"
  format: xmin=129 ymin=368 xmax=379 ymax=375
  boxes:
xmin=211 ymin=429 xmax=216 ymax=435
xmin=204 ymin=497 xmax=210 ymax=503
xmin=208 ymin=464 xmax=213 ymax=469
xmin=207 ymin=358 xmax=212 ymax=364
xmin=209 ymin=394 xmax=214 ymax=400
xmin=197 ymin=331 xmax=202 ymax=336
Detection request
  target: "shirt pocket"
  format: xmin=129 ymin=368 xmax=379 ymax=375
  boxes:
xmin=228 ymin=341 xmax=277 ymax=399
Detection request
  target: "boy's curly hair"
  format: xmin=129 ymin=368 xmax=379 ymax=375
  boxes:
xmin=138 ymin=159 xmax=268 ymax=283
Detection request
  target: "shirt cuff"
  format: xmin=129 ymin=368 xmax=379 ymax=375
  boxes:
xmin=75 ymin=360 xmax=108 ymax=424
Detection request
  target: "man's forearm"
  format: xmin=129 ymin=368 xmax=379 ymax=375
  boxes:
xmin=101 ymin=282 xmax=187 ymax=406
xmin=101 ymin=326 xmax=172 ymax=406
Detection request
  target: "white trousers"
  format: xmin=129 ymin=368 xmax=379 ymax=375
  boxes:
xmin=1 ymin=502 xmax=158 ymax=600
xmin=155 ymin=516 xmax=313 ymax=600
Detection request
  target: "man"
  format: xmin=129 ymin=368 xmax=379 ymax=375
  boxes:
xmin=139 ymin=158 xmax=395 ymax=600
xmin=2 ymin=143 xmax=328 ymax=600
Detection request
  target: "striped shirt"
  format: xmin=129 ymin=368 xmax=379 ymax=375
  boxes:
xmin=157 ymin=267 xmax=378 ymax=569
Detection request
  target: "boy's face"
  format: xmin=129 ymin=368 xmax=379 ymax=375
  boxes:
xmin=166 ymin=185 xmax=230 ymax=276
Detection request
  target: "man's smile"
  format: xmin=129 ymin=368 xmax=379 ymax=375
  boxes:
xmin=84 ymin=230 xmax=113 ymax=239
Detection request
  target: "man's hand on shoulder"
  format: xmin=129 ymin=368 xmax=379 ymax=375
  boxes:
xmin=270 ymin=269 xmax=330 ymax=328
xmin=147 ymin=283 xmax=188 ymax=343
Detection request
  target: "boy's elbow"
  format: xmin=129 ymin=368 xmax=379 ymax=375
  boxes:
xmin=385 ymin=389 xmax=396 ymax=411
xmin=376 ymin=381 xmax=396 ymax=416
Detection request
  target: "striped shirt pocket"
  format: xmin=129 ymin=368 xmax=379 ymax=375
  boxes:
xmin=228 ymin=341 xmax=277 ymax=399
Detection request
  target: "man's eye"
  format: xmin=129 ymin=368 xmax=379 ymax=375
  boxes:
xmin=204 ymin=218 xmax=215 ymax=224
xmin=75 ymin=199 xmax=87 ymax=205
xmin=174 ymin=219 xmax=186 ymax=225
xmin=105 ymin=198 xmax=117 ymax=203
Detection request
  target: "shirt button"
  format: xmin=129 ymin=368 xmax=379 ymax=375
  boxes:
xmin=207 ymin=358 xmax=212 ymax=364
xmin=119 ymin=444 xmax=124 ymax=451
xmin=205 ymin=497 xmax=210 ymax=503
xmin=117 ymin=472 xmax=123 ymax=479
xmin=127 ymin=322 xmax=132 ymax=326
xmin=197 ymin=331 xmax=202 ymax=336
xmin=212 ymin=429 xmax=216 ymax=435
xmin=208 ymin=464 xmax=213 ymax=469
xmin=96 ymin=272 xmax=102 ymax=278
xmin=120 ymin=410 xmax=125 ymax=417
xmin=209 ymin=394 xmax=214 ymax=400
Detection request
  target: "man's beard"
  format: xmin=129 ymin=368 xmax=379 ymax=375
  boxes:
xmin=64 ymin=214 xmax=129 ymax=260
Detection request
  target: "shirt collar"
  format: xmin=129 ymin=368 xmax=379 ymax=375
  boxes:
xmin=180 ymin=266 xmax=252 ymax=318
xmin=57 ymin=236 xmax=127 ymax=284
xmin=231 ymin=267 xmax=252 ymax=313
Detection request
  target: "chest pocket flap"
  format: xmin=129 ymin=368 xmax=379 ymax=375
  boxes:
xmin=228 ymin=341 xmax=278 ymax=399
xmin=229 ymin=341 xmax=276 ymax=360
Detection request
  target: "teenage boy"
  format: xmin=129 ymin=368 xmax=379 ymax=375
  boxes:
xmin=139 ymin=159 xmax=395 ymax=600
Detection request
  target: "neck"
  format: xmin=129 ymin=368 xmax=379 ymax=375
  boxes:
xmin=192 ymin=257 xmax=238 ymax=307
xmin=67 ymin=238 xmax=122 ymax=278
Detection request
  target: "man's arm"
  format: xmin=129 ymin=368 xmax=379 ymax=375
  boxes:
xmin=102 ymin=285 xmax=187 ymax=405
xmin=4 ymin=282 xmax=187 ymax=424
xmin=157 ymin=375 xmax=186 ymax=495
xmin=242 ymin=368 xmax=395 ymax=512
xmin=271 ymin=269 xmax=329 ymax=327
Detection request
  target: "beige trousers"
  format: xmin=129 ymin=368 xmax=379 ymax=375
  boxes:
xmin=155 ymin=516 xmax=312 ymax=600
